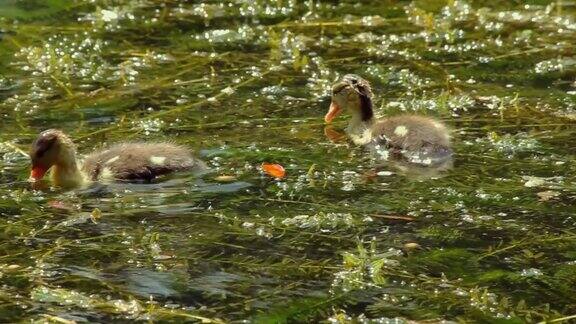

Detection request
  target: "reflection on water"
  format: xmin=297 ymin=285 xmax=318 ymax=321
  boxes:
xmin=0 ymin=0 xmax=575 ymax=322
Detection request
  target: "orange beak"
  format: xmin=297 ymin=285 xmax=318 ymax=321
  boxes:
xmin=29 ymin=165 xmax=48 ymax=181
xmin=325 ymin=101 xmax=342 ymax=123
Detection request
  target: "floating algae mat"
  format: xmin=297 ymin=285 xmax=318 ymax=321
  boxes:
xmin=0 ymin=0 xmax=576 ymax=322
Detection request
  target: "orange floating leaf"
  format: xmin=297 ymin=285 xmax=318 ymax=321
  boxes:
xmin=262 ymin=163 xmax=286 ymax=179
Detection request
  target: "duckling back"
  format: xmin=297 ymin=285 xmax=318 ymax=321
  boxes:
xmin=82 ymin=143 xmax=202 ymax=182
xmin=371 ymin=115 xmax=452 ymax=164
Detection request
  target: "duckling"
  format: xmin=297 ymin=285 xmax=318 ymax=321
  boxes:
xmin=29 ymin=129 xmax=203 ymax=188
xmin=325 ymin=74 xmax=452 ymax=165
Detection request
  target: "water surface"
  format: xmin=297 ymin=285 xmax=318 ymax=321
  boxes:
xmin=0 ymin=0 xmax=575 ymax=322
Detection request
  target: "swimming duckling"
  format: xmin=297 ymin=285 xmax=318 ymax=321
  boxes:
xmin=29 ymin=129 xmax=203 ymax=188
xmin=325 ymin=74 xmax=452 ymax=165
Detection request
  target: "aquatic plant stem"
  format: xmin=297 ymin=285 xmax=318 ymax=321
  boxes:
xmin=258 ymin=198 xmax=414 ymax=221
xmin=478 ymin=233 xmax=576 ymax=261
xmin=2 ymin=141 xmax=29 ymax=157
xmin=76 ymin=67 xmax=272 ymax=140
xmin=441 ymin=48 xmax=550 ymax=66
xmin=539 ymin=314 xmax=576 ymax=323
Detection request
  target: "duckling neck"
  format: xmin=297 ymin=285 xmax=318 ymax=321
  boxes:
xmin=51 ymin=159 xmax=87 ymax=188
xmin=346 ymin=115 xmax=375 ymax=145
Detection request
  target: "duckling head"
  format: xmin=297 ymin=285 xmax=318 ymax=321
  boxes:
xmin=325 ymin=74 xmax=374 ymax=123
xmin=29 ymin=129 xmax=77 ymax=181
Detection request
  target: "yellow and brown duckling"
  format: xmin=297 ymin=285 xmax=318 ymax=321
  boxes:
xmin=325 ymin=74 xmax=452 ymax=165
xmin=29 ymin=129 xmax=203 ymax=188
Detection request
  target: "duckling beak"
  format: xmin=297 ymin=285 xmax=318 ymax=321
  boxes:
xmin=29 ymin=165 xmax=48 ymax=181
xmin=325 ymin=101 xmax=342 ymax=123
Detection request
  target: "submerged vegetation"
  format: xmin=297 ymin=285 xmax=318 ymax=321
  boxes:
xmin=0 ymin=0 xmax=575 ymax=322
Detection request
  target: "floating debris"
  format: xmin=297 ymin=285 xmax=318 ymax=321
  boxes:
xmin=536 ymin=190 xmax=560 ymax=202
xmin=214 ymin=175 xmax=237 ymax=182
xmin=262 ymin=163 xmax=286 ymax=179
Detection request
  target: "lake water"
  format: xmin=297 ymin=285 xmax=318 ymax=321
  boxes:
xmin=0 ymin=0 xmax=575 ymax=322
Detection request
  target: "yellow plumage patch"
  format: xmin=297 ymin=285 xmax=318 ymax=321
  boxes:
xmin=150 ymin=156 xmax=166 ymax=165
xmin=394 ymin=125 xmax=409 ymax=137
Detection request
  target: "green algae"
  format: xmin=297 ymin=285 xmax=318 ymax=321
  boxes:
xmin=0 ymin=0 xmax=575 ymax=322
